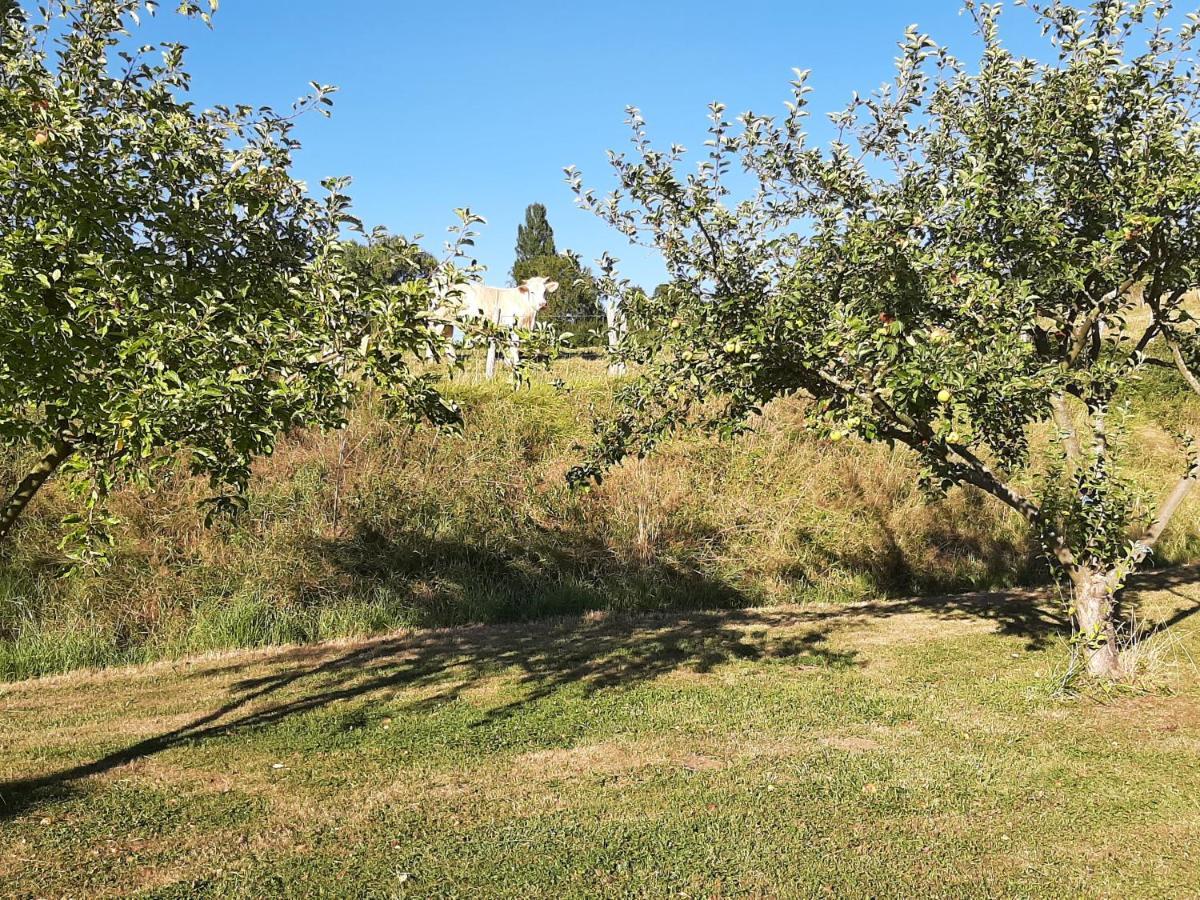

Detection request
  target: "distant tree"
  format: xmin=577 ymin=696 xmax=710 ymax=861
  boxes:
xmin=513 ymin=203 xmax=557 ymax=271
xmin=0 ymin=0 xmax=459 ymax=557
xmin=571 ymin=1 xmax=1200 ymax=679
xmin=343 ymin=232 xmax=438 ymax=286
xmin=513 ymin=252 xmax=601 ymax=321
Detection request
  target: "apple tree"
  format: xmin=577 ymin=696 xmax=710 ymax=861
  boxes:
xmin=0 ymin=0 xmax=459 ymax=554
xmin=570 ymin=0 xmax=1200 ymax=678
xmin=342 ymin=230 xmax=439 ymax=287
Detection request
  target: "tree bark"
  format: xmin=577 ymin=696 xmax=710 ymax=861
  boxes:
xmin=1072 ymin=569 xmax=1121 ymax=678
xmin=1049 ymin=394 xmax=1081 ymax=462
xmin=1137 ymin=467 xmax=1199 ymax=555
xmin=0 ymin=436 xmax=74 ymax=543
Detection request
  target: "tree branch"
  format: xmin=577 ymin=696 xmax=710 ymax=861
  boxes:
xmin=1166 ymin=333 xmax=1200 ymax=397
xmin=1143 ymin=286 xmax=1200 ymax=395
xmin=1050 ymin=394 xmax=1082 ymax=461
xmin=1133 ymin=461 xmax=1200 ymax=560
xmin=0 ymin=435 xmax=75 ymax=542
xmin=1066 ymin=276 xmax=1142 ymax=367
xmin=810 ymin=365 xmax=1078 ymax=571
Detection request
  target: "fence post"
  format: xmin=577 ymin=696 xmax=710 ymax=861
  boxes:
xmin=485 ymin=312 xmax=520 ymax=380
xmin=485 ymin=336 xmax=498 ymax=380
xmin=504 ymin=313 xmax=520 ymax=373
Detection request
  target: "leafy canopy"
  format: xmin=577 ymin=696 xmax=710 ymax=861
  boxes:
xmin=0 ymin=0 xmax=457 ymax=551
xmin=342 ymin=231 xmax=438 ymax=287
xmin=570 ymin=0 xmax=1200 ymax=627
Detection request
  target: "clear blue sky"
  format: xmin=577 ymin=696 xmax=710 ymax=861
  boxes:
xmin=131 ymin=1 xmax=1044 ymax=289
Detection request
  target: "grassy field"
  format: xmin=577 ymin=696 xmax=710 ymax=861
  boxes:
xmin=4 ymin=351 xmax=1200 ymax=681
xmin=2 ymin=568 xmax=1198 ymax=897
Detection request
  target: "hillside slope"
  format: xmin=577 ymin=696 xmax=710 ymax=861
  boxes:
xmin=3 ymin=355 xmax=1200 ymax=679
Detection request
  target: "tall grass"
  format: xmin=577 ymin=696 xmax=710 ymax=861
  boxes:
xmin=2 ymin=355 xmax=1198 ymax=679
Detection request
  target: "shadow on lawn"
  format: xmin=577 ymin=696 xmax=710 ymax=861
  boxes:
xmin=844 ymin=564 xmax=1200 ymax=651
xmin=1 ymin=563 xmax=1197 ymax=822
xmin=305 ymin=522 xmax=749 ymax=626
xmin=0 ymin=585 xmax=851 ymax=821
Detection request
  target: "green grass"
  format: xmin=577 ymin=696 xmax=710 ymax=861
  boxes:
xmin=3 ymin=352 xmax=1200 ymax=679
xmin=2 ymin=570 xmax=1198 ymax=896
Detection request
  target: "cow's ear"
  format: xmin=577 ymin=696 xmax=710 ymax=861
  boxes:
xmin=518 ymin=284 xmax=530 ymax=294
xmin=545 ymin=281 xmax=559 ymax=292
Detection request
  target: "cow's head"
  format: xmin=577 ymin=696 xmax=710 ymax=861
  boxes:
xmin=518 ymin=276 xmax=559 ymax=312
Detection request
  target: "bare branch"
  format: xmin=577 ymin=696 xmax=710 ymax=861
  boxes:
xmin=1166 ymin=333 xmax=1200 ymax=397
xmin=1134 ymin=463 xmax=1200 ymax=559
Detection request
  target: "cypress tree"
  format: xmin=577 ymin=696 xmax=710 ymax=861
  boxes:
xmin=514 ymin=203 xmax=556 ymax=269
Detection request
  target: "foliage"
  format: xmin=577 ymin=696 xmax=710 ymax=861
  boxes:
xmin=569 ymin=0 xmax=1200 ymax=675
xmin=342 ymin=231 xmax=438 ymax=287
xmin=513 ymin=251 xmax=602 ymax=321
xmin=513 ymin=202 xmax=557 ymax=271
xmin=0 ymin=0 xmax=458 ymax=554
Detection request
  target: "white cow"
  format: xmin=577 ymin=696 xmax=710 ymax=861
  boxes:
xmin=431 ymin=276 xmax=558 ymax=375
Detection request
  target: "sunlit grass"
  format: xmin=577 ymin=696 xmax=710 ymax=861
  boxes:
xmin=2 ymin=573 xmax=1197 ymax=896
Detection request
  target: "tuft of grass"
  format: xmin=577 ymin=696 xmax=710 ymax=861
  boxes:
xmin=2 ymin=354 xmax=1200 ymax=679
xmin=1118 ymin=614 xmax=1198 ymax=689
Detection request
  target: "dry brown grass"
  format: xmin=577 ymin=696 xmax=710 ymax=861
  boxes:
xmin=3 ymin=354 xmax=1200 ymax=679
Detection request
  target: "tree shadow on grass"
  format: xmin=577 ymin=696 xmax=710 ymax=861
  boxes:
xmin=1127 ymin=563 xmax=1200 ymax=636
xmin=3 ymin=546 xmax=1197 ymax=824
xmin=796 ymin=564 xmax=1200 ymax=653
xmin=788 ymin=476 xmax=1043 ymax=602
xmin=773 ymin=537 xmax=1061 ymax=651
xmin=306 ymin=498 xmax=1095 ymax=659
xmin=300 ymin=522 xmax=752 ymax=626
xmin=0 ymin=571 xmax=851 ymax=822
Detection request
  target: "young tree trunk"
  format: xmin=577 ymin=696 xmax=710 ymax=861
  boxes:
xmin=1072 ymin=568 xmax=1121 ymax=678
xmin=0 ymin=437 xmax=74 ymax=543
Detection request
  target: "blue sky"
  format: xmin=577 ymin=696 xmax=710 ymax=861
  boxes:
xmin=128 ymin=1 xmax=1043 ymax=289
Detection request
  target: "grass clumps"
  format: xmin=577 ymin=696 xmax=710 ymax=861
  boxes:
xmin=2 ymin=355 xmax=1199 ymax=679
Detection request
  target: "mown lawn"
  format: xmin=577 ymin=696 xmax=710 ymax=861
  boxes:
xmin=2 ymin=569 xmax=1199 ymax=898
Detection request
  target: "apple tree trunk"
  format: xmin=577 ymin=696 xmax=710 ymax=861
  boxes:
xmin=1072 ymin=569 xmax=1121 ymax=679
